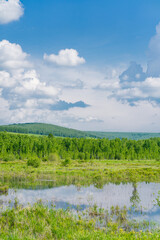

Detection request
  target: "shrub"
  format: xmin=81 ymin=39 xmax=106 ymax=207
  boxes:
xmin=78 ymin=152 xmax=85 ymax=160
xmin=27 ymin=157 xmax=41 ymax=168
xmin=42 ymin=157 xmax=48 ymax=162
xmin=48 ymin=153 xmax=59 ymax=162
xmin=3 ymin=154 xmax=16 ymax=162
xmin=62 ymin=157 xmax=71 ymax=167
xmin=48 ymin=133 xmax=54 ymax=138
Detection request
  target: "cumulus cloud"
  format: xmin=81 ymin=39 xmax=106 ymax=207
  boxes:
xmin=0 ymin=40 xmax=59 ymax=110
xmin=141 ymin=77 xmax=160 ymax=99
xmin=2 ymin=69 xmax=60 ymax=110
xmin=93 ymin=67 xmax=120 ymax=91
xmin=0 ymin=40 xmax=89 ymax=117
xmin=100 ymin=23 xmax=160 ymax=106
xmin=108 ymin=63 xmax=151 ymax=105
xmin=44 ymin=49 xmax=85 ymax=66
xmin=110 ymin=71 xmax=160 ymax=105
xmin=0 ymin=0 xmax=24 ymax=24
xmin=0 ymin=40 xmax=31 ymax=71
xmin=0 ymin=71 xmax=15 ymax=87
xmin=13 ymin=70 xmax=59 ymax=98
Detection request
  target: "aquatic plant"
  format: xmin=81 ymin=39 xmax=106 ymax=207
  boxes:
xmin=0 ymin=184 xmax=8 ymax=194
xmin=0 ymin=203 xmax=159 ymax=240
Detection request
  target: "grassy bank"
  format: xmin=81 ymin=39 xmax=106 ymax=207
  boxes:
xmin=0 ymin=203 xmax=160 ymax=240
xmin=0 ymin=160 xmax=160 ymax=189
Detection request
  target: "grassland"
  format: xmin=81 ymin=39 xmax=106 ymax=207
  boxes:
xmin=0 ymin=159 xmax=160 ymax=189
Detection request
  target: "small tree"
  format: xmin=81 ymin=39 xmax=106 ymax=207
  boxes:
xmin=27 ymin=157 xmax=41 ymax=168
xmin=48 ymin=133 xmax=54 ymax=138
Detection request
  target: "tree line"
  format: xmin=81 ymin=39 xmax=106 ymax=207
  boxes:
xmin=0 ymin=132 xmax=160 ymax=160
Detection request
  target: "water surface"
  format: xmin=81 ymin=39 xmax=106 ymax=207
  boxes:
xmin=0 ymin=182 xmax=160 ymax=224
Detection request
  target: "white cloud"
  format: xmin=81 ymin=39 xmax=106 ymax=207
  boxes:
xmin=112 ymin=87 xmax=146 ymax=100
xmin=141 ymin=77 xmax=160 ymax=98
xmin=63 ymin=79 xmax=84 ymax=89
xmin=0 ymin=40 xmax=89 ymax=118
xmin=94 ymin=81 xmax=119 ymax=91
xmin=0 ymin=40 xmax=31 ymax=71
xmin=24 ymin=98 xmax=56 ymax=109
xmin=93 ymin=66 xmax=121 ymax=91
xmin=0 ymin=40 xmax=60 ymax=111
xmin=60 ymin=87 xmax=160 ymax=132
xmin=108 ymin=49 xmax=160 ymax=105
xmin=0 ymin=0 xmax=24 ymax=24
xmin=0 ymin=71 xmax=15 ymax=87
xmin=13 ymin=70 xmax=59 ymax=98
xmin=44 ymin=49 xmax=86 ymax=66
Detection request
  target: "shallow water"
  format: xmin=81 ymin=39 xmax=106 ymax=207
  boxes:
xmin=0 ymin=182 xmax=160 ymax=224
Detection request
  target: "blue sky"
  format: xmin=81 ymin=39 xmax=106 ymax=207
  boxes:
xmin=1 ymin=0 xmax=160 ymax=63
xmin=1 ymin=0 xmax=160 ymax=132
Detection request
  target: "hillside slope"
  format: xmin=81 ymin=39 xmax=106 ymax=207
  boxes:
xmin=0 ymin=123 xmax=160 ymax=140
xmin=0 ymin=123 xmax=96 ymax=138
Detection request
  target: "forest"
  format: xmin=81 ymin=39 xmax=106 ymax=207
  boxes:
xmin=1 ymin=132 xmax=160 ymax=160
xmin=1 ymin=123 xmax=160 ymax=140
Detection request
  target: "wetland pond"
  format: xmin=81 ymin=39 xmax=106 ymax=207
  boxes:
xmin=1 ymin=181 xmax=160 ymax=226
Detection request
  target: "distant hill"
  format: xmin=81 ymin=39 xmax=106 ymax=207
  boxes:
xmin=0 ymin=123 xmax=160 ymax=140
xmin=0 ymin=123 xmax=95 ymax=138
xmin=88 ymin=131 xmax=160 ymax=140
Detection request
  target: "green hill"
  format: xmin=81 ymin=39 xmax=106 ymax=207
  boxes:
xmin=0 ymin=123 xmax=95 ymax=138
xmin=87 ymin=131 xmax=160 ymax=140
xmin=0 ymin=123 xmax=160 ymax=140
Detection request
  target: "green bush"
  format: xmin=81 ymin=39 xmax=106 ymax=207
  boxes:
xmin=48 ymin=133 xmax=54 ymax=138
xmin=27 ymin=157 xmax=41 ymax=168
xmin=3 ymin=154 xmax=16 ymax=162
xmin=62 ymin=157 xmax=71 ymax=167
xmin=48 ymin=153 xmax=59 ymax=162
xmin=78 ymin=152 xmax=85 ymax=160
xmin=42 ymin=157 xmax=48 ymax=162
